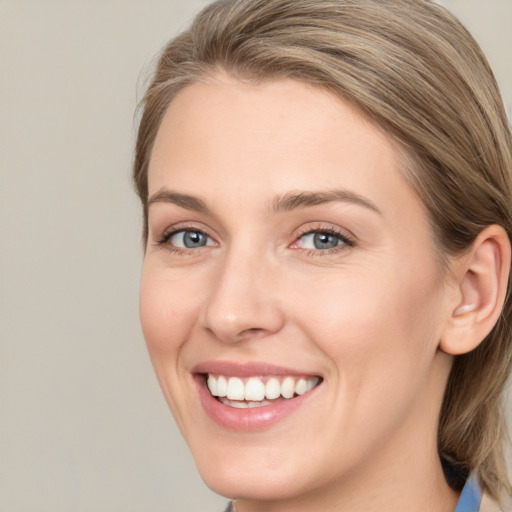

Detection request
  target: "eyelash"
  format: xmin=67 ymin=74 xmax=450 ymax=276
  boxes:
xmin=155 ymin=224 xmax=214 ymax=255
xmin=292 ymin=226 xmax=355 ymax=256
xmin=154 ymin=224 xmax=355 ymax=256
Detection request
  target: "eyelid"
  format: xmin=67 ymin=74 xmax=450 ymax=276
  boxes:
xmin=152 ymin=221 xmax=355 ymax=256
xmin=289 ymin=224 xmax=356 ymax=252
xmin=154 ymin=222 xmax=218 ymax=249
xmin=170 ymin=230 xmax=216 ymax=248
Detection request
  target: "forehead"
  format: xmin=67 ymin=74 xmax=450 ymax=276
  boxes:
xmin=149 ymin=76 xmax=405 ymax=200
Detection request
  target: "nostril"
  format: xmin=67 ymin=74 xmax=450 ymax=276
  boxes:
xmin=237 ymin=327 xmax=267 ymax=340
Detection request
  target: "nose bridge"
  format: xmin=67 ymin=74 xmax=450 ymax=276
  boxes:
xmin=201 ymin=242 xmax=284 ymax=343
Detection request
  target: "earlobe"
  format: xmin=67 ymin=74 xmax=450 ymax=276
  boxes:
xmin=439 ymin=225 xmax=511 ymax=356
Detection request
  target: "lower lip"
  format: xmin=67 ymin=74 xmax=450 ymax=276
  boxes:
xmin=195 ymin=375 xmax=319 ymax=431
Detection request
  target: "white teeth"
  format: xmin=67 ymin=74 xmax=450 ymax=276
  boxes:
xmin=245 ymin=377 xmax=266 ymax=401
xmin=265 ymin=377 xmax=281 ymax=399
xmin=206 ymin=374 xmax=321 ymax=403
xmin=281 ymin=376 xmax=295 ymax=399
xmin=295 ymin=378 xmax=307 ymax=395
xmin=226 ymin=377 xmax=245 ymax=400
xmin=217 ymin=376 xmax=228 ymax=397
xmin=220 ymin=398 xmax=273 ymax=408
xmin=307 ymin=377 xmax=319 ymax=391
xmin=229 ymin=399 xmax=250 ymax=408
xmin=207 ymin=375 xmax=218 ymax=396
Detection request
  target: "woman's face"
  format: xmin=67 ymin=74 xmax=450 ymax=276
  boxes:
xmin=140 ymin=76 xmax=454 ymax=503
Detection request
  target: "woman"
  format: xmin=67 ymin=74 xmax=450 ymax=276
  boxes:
xmin=133 ymin=1 xmax=512 ymax=510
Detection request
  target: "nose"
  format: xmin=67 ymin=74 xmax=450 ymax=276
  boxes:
xmin=200 ymin=249 xmax=285 ymax=343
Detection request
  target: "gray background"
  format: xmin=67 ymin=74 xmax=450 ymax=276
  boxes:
xmin=0 ymin=1 xmax=510 ymax=511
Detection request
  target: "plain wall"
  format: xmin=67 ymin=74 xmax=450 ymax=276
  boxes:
xmin=0 ymin=1 xmax=510 ymax=511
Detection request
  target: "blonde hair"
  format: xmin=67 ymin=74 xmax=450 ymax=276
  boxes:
xmin=134 ymin=0 xmax=512 ymax=500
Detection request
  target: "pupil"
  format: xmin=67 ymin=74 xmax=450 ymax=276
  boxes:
xmin=184 ymin=231 xmax=206 ymax=248
xmin=313 ymin=232 xmax=338 ymax=249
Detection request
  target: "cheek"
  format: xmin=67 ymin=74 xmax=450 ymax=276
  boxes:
xmin=294 ymin=264 xmax=444 ymax=401
xmin=139 ymin=264 xmax=201 ymax=361
xmin=139 ymin=263 xmax=209 ymax=431
xmin=295 ymin=270 xmax=445 ymax=464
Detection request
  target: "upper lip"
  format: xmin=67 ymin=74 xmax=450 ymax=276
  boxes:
xmin=192 ymin=360 xmax=322 ymax=378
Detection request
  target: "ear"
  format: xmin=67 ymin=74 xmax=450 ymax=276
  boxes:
xmin=439 ymin=225 xmax=511 ymax=355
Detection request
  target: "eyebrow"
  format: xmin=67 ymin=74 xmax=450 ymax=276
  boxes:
xmin=271 ymin=190 xmax=382 ymax=215
xmin=147 ymin=188 xmax=382 ymax=216
xmin=147 ymin=189 xmax=210 ymax=213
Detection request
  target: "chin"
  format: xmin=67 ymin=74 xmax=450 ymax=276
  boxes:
xmin=186 ymin=427 xmax=343 ymax=503
xmin=196 ymin=456 xmax=312 ymax=501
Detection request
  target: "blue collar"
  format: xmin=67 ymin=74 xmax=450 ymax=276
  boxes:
xmin=454 ymin=474 xmax=482 ymax=512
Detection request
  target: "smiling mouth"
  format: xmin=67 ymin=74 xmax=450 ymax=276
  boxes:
xmin=204 ymin=374 xmax=322 ymax=409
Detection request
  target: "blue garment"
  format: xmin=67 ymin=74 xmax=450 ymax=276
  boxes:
xmin=455 ymin=474 xmax=482 ymax=512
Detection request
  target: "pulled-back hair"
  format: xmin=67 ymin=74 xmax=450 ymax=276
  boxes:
xmin=133 ymin=0 xmax=512 ymax=500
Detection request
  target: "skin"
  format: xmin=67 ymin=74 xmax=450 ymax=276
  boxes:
xmin=140 ymin=75 xmax=463 ymax=512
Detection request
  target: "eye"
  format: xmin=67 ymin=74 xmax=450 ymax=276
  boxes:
xmin=300 ymin=232 xmax=341 ymax=250
xmin=293 ymin=228 xmax=354 ymax=252
xmin=167 ymin=229 xmax=215 ymax=249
